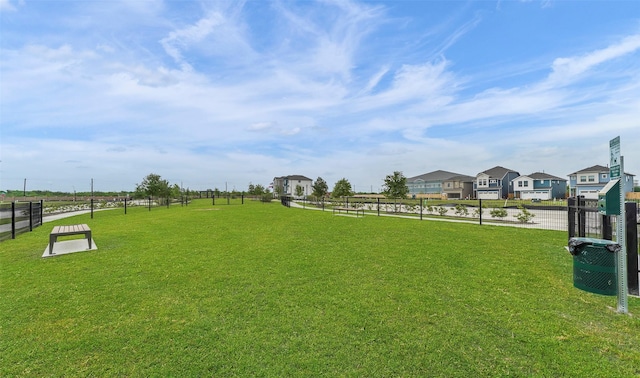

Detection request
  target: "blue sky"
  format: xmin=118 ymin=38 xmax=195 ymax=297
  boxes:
xmin=1 ymin=0 xmax=639 ymax=193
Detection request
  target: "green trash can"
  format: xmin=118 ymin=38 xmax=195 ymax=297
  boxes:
xmin=568 ymin=237 xmax=621 ymax=296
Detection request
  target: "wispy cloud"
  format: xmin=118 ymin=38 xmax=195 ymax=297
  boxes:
xmin=546 ymin=34 xmax=640 ymax=86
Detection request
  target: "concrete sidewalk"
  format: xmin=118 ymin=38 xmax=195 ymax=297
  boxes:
xmin=43 ymin=209 xmax=111 ymax=223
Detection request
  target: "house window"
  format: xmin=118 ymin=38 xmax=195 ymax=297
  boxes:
xmin=588 ymin=175 xmax=595 ymax=182
xmin=524 ymin=181 xmax=529 ymax=187
xmin=580 ymin=176 xmax=587 ymax=183
xmin=602 ymin=174 xmax=608 ymax=179
xmin=518 ymin=181 xmax=523 ymax=187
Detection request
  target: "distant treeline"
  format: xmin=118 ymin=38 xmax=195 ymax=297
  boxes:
xmin=3 ymin=190 xmax=131 ymax=198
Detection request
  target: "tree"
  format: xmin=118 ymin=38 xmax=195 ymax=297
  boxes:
xmin=332 ymin=178 xmax=353 ymax=198
xmin=254 ymin=184 xmax=266 ymax=195
xmin=312 ymin=177 xmax=329 ymax=198
xmin=382 ymin=171 xmax=409 ymax=199
xmin=171 ymin=184 xmax=181 ymax=198
xmin=248 ymin=183 xmax=256 ymax=194
xmin=135 ymin=173 xmax=170 ymax=199
xmin=295 ymin=184 xmax=305 ymax=197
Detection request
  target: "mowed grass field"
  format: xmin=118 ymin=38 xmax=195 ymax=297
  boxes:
xmin=1 ymin=199 xmax=639 ymax=377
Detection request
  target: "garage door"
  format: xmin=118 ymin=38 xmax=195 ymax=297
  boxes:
xmin=520 ymin=190 xmax=551 ymax=200
xmin=578 ymin=190 xmax=599 ymax=199
xmin=478 ymin=190 xmax=499 ymax=200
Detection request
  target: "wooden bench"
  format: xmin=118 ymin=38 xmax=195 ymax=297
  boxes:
xmin=49 ymin=224 xmax=92 ymax=255
xmin=332 ymin=207 xmax=364 ymax=217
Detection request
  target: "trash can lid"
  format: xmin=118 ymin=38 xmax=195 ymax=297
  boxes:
xmin=568 ymin=237 xmax=621 ymax=255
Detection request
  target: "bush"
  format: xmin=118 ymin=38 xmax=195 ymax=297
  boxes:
xmin=260 ymin=193 xmax=273 ymax=203
xmin=490 ymin=208 xmax=508 ymax=219
xmin=454 ymin=204 xmax=469 ymax=217
xmin=515 ymin=205 xmax=535 ymax=223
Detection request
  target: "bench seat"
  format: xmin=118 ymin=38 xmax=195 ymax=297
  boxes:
xmin=49 ymin=224 xmax=92 ymax=254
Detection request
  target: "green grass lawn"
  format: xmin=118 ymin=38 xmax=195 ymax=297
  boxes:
xmin=1 ymin=199 xmax=639 ymax=376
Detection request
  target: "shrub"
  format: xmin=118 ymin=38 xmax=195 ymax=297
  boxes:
xmin=515 ymin=205 xmax=535 ymax=223
xmin=454 ymin=204 xmax=469 ymax=217
xmin=490 ymin=208 xmax=508 ymax=219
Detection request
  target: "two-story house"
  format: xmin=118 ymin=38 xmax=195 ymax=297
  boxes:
xmin=406 ymin=170 xmax=464 ymax=197
xmin=512 ymin=172 xmax=567 ymax=200
xmin=568 ymin=165 xmax=635 ymax=199
xmin=474 ymin=166 xmax=520 ymax=200
xmin=272 ymin=175 xmax=313 ymax=197
xmin=442 ymin=175 xmax=475 ymax=199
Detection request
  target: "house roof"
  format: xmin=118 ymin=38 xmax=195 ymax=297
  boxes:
xmin=443 ymin=174 xmax=476 ymax=182
xmin=526 ymin=172 xmax=566 ymax=181
xmin=569 ymin=165 xmax=609 ymax=175
xmin=274 ymin=175 xmax=313 ymax=181
xmin=407 ymin=170 xmax=463 ymax=182
xmin=478 ymin=166 xmax=519 ymax=178
xmin=569 ymin=165 xmax=635 ymax=177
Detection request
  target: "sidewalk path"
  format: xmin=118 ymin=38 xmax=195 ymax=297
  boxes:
xmin=43 ymin=209 xmax=111 ymax=223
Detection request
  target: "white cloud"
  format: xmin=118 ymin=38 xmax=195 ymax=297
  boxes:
xmin=547 ymin=34 xmax=640 ymax=86
xmin=0 ymin=0 xmax=17 ymax=12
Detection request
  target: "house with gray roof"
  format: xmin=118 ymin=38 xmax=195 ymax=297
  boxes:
xmin=474 ymin=166 xmax=520 ymax=199
xmin=272 ymin=175 xmax=313 ymax=197
xmin=568 ymin=165 xmax=635 ymax=199
xmin=512 ymin=172 xmax=567 ymax=200
xmin=406 ymin=170 xmax=465 ymax=197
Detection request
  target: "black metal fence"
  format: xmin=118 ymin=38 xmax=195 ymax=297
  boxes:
xmin=289 ymin=196 xmax=569 ymax=230
xmin=0 ymin=201 xmax=44 ymax=242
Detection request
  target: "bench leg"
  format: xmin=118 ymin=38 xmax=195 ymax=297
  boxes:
xmin=87 ymin=232 xmax=92 ymax=249
xmin=49 ymin=235 xmax=56 ymax=254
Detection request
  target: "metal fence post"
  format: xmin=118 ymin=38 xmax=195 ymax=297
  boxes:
xmin=625 ymin=202 xmax=638 ymax=295
xmin=602 ymin=214 xmax=612 ymax=240
xmin=577 ymin=196 xmax=586 ymax=237
xmin=377 ymin=198 xmax=380 ymax=216
xmin=29 ymin=201 xmax=33 ymax=232
xmin=11 ymin=202 xmax=16 ymax=239
xmin=479 ymin=199 xmax=483 ymax=225
xmin=567 ymin=197 xmax=575 ymax=239
xmin=91 ymin=198 xmax=94 ymax=219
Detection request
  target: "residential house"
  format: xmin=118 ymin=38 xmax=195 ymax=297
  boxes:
xmin=272 ymin=175 xmax=313 ymax=197
xmin=512 ymin=172 xmax=567 ymax=200
xmin=442 ymin=175 xmax=475 ymax=199
xmin=474 ymin=166 xmax=520 ymax=199
xmin=406 ymin=170 xmax=464 ymax=197
xmin=568 ymin=165 xmax=635 ymax=199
